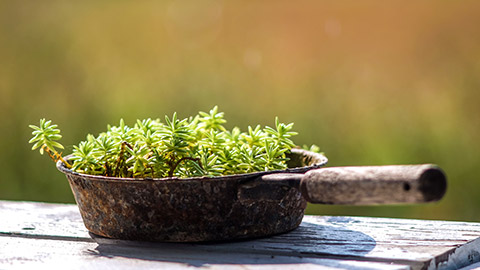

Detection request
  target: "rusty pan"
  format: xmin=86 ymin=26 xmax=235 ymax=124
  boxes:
xmin=57 ymin=148 xmax=447 ymax=242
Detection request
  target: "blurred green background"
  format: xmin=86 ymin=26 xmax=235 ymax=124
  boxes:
xmin=1 ymin=1 xmax=479 ymax=221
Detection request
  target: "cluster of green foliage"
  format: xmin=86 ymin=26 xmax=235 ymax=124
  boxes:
xmin=29 ymin=119 xmax=71 ymax=169
xmin=29 ymin=107 xmax=310 ymax=179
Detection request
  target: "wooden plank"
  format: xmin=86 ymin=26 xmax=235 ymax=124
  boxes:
xmin=2 ymin=200 xmax=480 ymax=269
xmin=0 ymin=236 xmax=408 ymax=270
xmin=91 ymin=217 xmax=480 ymax=270
xmin=239 ymin=216 xmax=480 ymax=269
xmin=0 ymin=200 xmax=89 ymax=240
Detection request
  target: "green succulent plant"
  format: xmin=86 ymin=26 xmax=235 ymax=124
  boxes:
xmin=29 ymin=119 xmax=71 ymax=169
xmin=29 ymin=107 xmax=323 ymax=178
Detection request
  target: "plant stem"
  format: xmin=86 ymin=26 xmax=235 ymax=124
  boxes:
xmin=42 ymin=145 xmax=72 ymax=169
xmin=114 ymin=141 xmax=134 ymax=177
xmin=168 ymin=157 xmax=202 ymax=177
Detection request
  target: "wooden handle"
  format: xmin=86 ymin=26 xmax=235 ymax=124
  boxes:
xmin=300 ymin=164 xmax=447 ymax=205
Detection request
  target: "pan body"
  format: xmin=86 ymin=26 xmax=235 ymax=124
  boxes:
xmin=58 ymin=149 xmax=327 ymax=242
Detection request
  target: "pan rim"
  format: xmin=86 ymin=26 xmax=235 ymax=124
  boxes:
xmin=56 ymin=148 xmax=328 ymax=183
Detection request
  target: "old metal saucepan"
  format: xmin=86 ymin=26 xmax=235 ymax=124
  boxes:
xmin=57 ymin=149 xmax=447 ymax=242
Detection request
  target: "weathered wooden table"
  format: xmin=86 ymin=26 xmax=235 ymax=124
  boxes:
xmin=1 ymin=200 xmax=480 ymax=270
